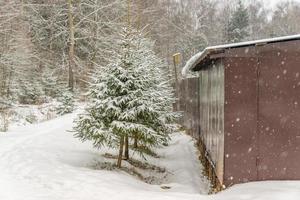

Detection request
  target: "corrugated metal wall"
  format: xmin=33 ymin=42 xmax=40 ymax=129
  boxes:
xmin=199 ymin=62 xmax=224 ymax=183
xmin=179 ymin=61 xmax=224 ymax=183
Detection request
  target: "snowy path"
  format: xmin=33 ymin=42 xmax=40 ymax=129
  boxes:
xmin=0 ymin=113 xmax=210 ymax=200
xmin=1 ymin=113 xmax=300 ymax=200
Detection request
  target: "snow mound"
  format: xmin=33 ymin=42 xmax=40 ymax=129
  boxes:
xmin=0 ymin=113 xmax=209 ymax=200
xmin=1 ymin=113 xmax=300 ymax=200
xmin=7 ymin=102 xmax=59 ymax=128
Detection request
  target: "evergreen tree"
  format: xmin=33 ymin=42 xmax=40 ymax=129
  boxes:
xmin=226 ymin=0 xmax=250 ymax=43
xmin=131 ymin=32 xmax=177 ymax=150
xmin=56 ymin=88 xmax=75 ymax=115
xmin=15 ymin=64 xmax=45 ymax=104
xmin=74 ymin=27 xmax=176 ymax=168
xmin=17 ymin=78 xmax=44 ymax=104
xmin=41 ymin=67 xmax=64 ymax=99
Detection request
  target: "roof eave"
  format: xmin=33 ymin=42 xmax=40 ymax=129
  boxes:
xmin=183 ymin=34 xmax=300 ymax=76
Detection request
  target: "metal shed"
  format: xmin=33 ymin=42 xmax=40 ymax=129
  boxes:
xmin=181 ymin=34 xmax=300 ymax=188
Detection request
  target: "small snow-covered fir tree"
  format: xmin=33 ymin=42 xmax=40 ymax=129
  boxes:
xmin=74 ymin=27 xmax=177 ymax=168
xmin=0 ymin=97 xmax=12 ymax=132
xmin=130 ymin=32 xmax=177 ymax=150
xmin=56 ymin=88 xmax=75 ymax=115
xmin=41 ymin=67 xmax=62 ymax=99
xmin=17 ymin=76 xmax=44 ymax=104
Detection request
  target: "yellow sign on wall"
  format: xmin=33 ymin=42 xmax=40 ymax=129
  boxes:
xmin=173 ymin=53 xmax=181 ymax=65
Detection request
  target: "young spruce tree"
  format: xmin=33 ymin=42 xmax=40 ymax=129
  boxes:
xmin=226 ymin=0 xmax=250 ymax=43
xmin=74 ymin=27 xmax=176 ymax=168
xmin=56 ymin=87 xmax=75 ymax=115
xmin=130 ymin=32 xmax=177 ymax=151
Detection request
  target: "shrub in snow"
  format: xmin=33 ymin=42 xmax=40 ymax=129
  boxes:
xmin=41 ymin=68 xmax=63 ymax=98
xmin=17 ymin=80 xmax=44 ymax=104
xmin=0 ymin=98 xmax=12 ymax=132
xmin=0 ymin=111 xmax=9 ymax=132
xmin=56 ymin=89 xmax=75 ymax=115
xmin=25 ymin=113 xmax=38 ymax=124
xmin=74 ymin=27 xmax=177 ymax=168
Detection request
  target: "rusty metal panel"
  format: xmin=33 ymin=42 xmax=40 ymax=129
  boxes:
xmin=257 ymin=40 xmax=300 ymax=180
xmin=199 ymin=61 xmax=224 ymax=183
xmin=223 ymin=47 xmax=259 ymax=186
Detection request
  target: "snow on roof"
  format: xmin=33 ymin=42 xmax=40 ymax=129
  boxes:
xmin=181 ymin=51 xmax=204 ymax=77
xmin=182 ymin=34 xmax=300 ymax=77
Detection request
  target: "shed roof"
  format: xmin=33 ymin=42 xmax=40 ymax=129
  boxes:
xmin=182 ymin=34 xmax=300 ymax=77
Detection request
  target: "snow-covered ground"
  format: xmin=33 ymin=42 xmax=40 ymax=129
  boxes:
xmin=6 ymin=102 xmax=59 ymax=128
xmin=1 ymin=113 xmax=300 ymax=200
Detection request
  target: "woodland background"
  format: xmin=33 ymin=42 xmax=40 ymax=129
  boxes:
xmin=0 ymin=0 xmax=299 ymax=105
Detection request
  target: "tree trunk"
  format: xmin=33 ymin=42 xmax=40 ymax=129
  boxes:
xmin=6 ymin=68 xmax=13 ymax=98
xmin=124 ymin=135 xmax=129 ymax=160
xmin=117 ymin=135 xmax=125 ymax=168
xmin=67 ymin=0 xmax=75 ymax=91
xmin=133 ymin=134 xmax=138 ymax=149
xmin=90 ymin=0 xmax=99 ymax=69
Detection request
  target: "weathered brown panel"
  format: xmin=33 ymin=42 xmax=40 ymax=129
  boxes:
xmin=178 ymin=79 xmax=187 ymax=114
xmin=186 ymin=78 xmax=199 ymax=138
xmin=179 ymin=78 xmax=199 ymax=138
xmin=258 ymin=41 xmax=300 ymax=180
xmin=224 ymin=47 xmax=258 ymax=186
xmin=178 ymin=79 xmax=188 ymax=125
